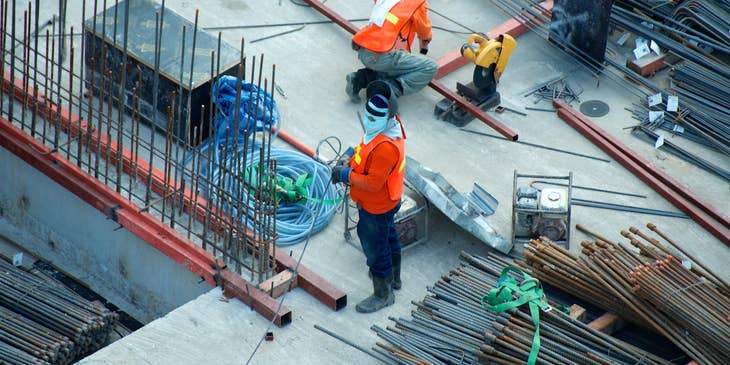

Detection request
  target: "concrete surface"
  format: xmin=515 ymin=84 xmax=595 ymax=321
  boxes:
xmin=0 ymin=145 xmax=211 ymax=323
xmin=4 ymin=0 xmax=729 ymax=364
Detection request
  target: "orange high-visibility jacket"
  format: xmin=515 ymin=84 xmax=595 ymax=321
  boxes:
xmin=349 ymin=131 xmax=406 ymax=214
xmin=352 ymin=0 xmax=432 ymax=53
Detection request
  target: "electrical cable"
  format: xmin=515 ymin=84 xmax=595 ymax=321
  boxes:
xmin=184 ymin=137 xmax=344 ymax=246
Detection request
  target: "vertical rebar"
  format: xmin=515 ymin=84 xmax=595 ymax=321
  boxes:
xmin=75 ymin=0 xmax=85 ymax=167
xmin=147 ymin=1 xmax=165 ymax=205
xmin=9 ymin=0 xmax=15 ymax=120
xmin=67 ymin=27 xmax=74 ymax=161
xmin=115 ymin=0 xmax=130 ymax=193
xmin=0 ymin=0 xmax=7 ymax=118
xmin=20 ymin=9 xmax=27 ymax=130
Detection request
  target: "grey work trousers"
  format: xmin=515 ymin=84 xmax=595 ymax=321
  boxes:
xmin=357 ymin=48 xmax=437 ymax=97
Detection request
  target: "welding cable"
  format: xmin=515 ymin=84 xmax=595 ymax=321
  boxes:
xmin=184 ymin=137 xmax=344 ymax=246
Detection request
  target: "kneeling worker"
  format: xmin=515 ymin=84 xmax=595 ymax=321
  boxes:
xmin=332 ymin=81 xmax=406 ymax=313
xmin=346 ymin=0 xmax=437 ymax=101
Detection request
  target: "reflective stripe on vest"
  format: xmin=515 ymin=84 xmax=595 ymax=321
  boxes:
xmin=352 ymin=0 xmax=426 ymax=53
xmin=350 ymin=134 xmax=406 ymax=202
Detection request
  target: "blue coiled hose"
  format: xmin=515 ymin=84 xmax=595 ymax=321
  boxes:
xmin=184 ymin=136 xmax=344 ymax=247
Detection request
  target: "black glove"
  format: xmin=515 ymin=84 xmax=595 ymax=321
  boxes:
xmin=420 ymin=48 xmax=428 ymax=55
xmin=331 ymin=166 xmax=351 ymax=184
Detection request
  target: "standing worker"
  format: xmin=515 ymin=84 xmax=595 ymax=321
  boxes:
xmin=346 ymin=0 xmax=438 ymax=101
xmin=332 ymin=81 xmax=406 ymax=313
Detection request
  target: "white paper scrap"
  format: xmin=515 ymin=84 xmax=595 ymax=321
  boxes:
xmin=649 ymin=110 xmax=664 ymax=123
xmin=654 ymin=134 xmax=665 ymax=149
xmin=672 ymin=124 xmax=685 ymax=133
xmin=667 ymin=95 xmax=678 ymax=112
xmin=12 ymin=252 xmax=23 ymax=267
xmin=634 ymin=44 xmax=650 ymax=60
xmin=650 ymin=40 xmax=661 ymax=55
xmin=647 ymin=93 xmax=662 ymax=106
xmin=681 ymin=259 xmax=692 ymax=270
xmin=617 ymin=32 xmax=630 ymax=46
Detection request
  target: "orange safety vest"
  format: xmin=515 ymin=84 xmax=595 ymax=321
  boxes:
xmin=352 ymin=0 xmax=427 ymax=53
xmin=349 ymin=127 xmax=406 ymax=214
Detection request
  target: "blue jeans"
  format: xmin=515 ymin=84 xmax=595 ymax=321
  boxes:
xmin=357 ymin=202 xmax=402 ymax=278
xmin=358 ymin=48 xmax=437 ymax=97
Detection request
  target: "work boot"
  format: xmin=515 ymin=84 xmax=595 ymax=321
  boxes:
xmin=346 ymin=69 xmax=378 ymax=102
xmin=392 ymin=254 xmax=402 ymax=290
xmin=356 ymin=273 xmax=395 ymax=313
xmin=345 ymin=72 xmax=364 ymax=102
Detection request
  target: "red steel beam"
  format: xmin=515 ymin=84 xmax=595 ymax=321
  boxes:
xmin=555 ymin=99 xmax=730 ymax=230
xmin=275 ymin=252 xmax=347 ymax=310
xmin=554 ymin=105 xmax=730 ymax=245
xmin=0 ymin=115 xmax=291 ymax=326
xmin=303 ymin=0 xmax=358 ymax=35
xmin=429 ymin=79 xmax=518 ymax=140
xmin=435 ymin=0 xmax=554 ymax=79
xmin=1 ymin=69 xmax=346 ymax=313
xmin=303 ymin=0 xmax=519 ymax=141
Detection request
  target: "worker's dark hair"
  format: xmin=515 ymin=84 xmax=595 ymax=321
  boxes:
xmin=365 ymin=80 xmax=398 ymax=118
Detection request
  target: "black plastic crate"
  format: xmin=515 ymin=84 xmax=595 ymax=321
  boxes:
xmin=83 ymin=0 xmax=241 ymax=142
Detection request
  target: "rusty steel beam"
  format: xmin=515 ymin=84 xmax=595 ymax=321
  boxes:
xmin=275 ymin=252 xmax=347 ymax=311
xmin=435 ymin=0 xmax=554 ymax=79
xmin=303 ymin=0 xmax=358 ymax=35
xmin=1 ymin=68 xmax=346 ymax=313
xmin=303 ymin=0 xmax=519 ymax=141
xmin=0 ymin=115 xmax=293 ymax=326
xmin=429 ymin=79 xmax=518 ymax=140
xmin=554 ymin=102 xmax=730 ymax=245
xmin=555 ymin=99 xmax=730 ymax=230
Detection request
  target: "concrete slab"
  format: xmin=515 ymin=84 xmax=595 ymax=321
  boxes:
xmin=16 ymin=0 xmax=730 ymax=363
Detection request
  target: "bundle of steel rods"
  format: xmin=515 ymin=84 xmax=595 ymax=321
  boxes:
xmin=521 ymin=223 xmax=730 ymax=364
xmin=516 ymin=237 xmax=645 ymax=326
xmin=372 ymin=251 xmax=670 ymax=365
xmin=630 ymin=125 xmax=730 ymax=181
xmin=611 ymin=5 xmax=730 ymax=156
xmin=0 ymin=259 xmax=118 ymax=364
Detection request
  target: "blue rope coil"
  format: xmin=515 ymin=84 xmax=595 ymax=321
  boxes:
xmin=184 ymin=136 xmax=343 ymax=247
xmin=212 ymin=75 xmax=280 ymax=138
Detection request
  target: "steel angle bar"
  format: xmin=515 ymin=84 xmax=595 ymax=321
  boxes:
xmin=461 ymin=128 xmax=610 ymax=163
xmin=529 ymin=180 xmax=647 ymax=198
xmin=571 ymin=198 xmax=688 ymax=219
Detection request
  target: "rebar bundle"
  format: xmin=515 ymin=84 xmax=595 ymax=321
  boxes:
xmin=521 ymin=223 xmax=730 ymax=365
xmin=610 ymin=5 xmax=730 ymax=156
xmin=517 ymin=237 xmax=645 ymax=326
xmin=0 ymin=259 xmax=118 ymax=364
xmin=372 ymin=251 xmax=670 ymax=365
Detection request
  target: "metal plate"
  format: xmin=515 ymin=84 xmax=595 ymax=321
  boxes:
xmin=580 ymin=100 xmax=610 ymax=117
